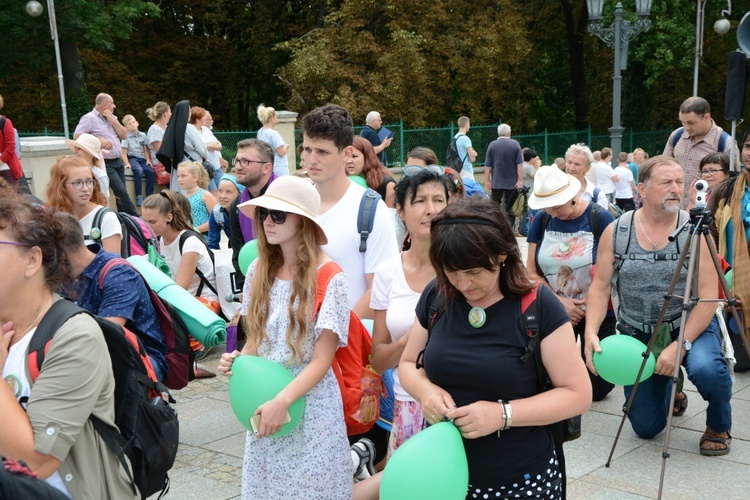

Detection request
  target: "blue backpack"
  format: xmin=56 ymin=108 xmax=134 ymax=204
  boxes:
xmin=357 ymin=188 xmax=381 ymax=252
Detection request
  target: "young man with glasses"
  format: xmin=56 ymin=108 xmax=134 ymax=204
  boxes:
xmin=227 ymin=138 xmax=277 ymax=287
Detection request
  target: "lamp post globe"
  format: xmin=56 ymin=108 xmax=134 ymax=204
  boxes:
xmin=714 ymin=17 xmax=731 ymax=35
xmin=25 ymin=0 xmax=43 ymax=17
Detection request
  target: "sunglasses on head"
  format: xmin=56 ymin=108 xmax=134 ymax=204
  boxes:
xmin=402 ymin=164 xmax=445 ymax=177
xmin=259 ymin=207 xmax=287 ymax=224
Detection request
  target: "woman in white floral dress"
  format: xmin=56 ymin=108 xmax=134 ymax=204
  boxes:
xmin=218 ymin=176 xmax=352 ymax=499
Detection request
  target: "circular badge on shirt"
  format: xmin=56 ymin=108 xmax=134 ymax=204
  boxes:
xmin=468 ymin=307 xmax=486 ymax=328
xmin=90 ymin=227 xmax=102 ymax=240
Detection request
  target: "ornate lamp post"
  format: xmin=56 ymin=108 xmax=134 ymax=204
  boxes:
xmin=26 ymin=0 xmax=69 ymax=138
xmin=694 ymin=1 xmax=733 ymax=96
xmin=587 ymin=1 xmax=652 ymax=168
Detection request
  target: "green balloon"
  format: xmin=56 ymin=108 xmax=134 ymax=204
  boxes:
xmin=380 ymin=422 xmax=468 ymax=499
xmin=593 ymin=335 xmax=656 ymax=386
xmin=229 ymin=355 xmax=305 ymax=437
xmin=348 ymin=175 xmax=368 ymax=188
xmin=726 ymin=269 xmax=733 ymax=289
xmin=238 ymin=240 xmax=259 ymax=276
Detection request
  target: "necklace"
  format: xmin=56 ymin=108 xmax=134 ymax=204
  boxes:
xmin=12 ymin=297 xmax=52 ymax=344
xmin=636 ymin=211 xmax=677 ymax=250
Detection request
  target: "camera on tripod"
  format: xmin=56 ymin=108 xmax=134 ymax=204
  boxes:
xmin=694 ymin=179 xmax=709 ymax=209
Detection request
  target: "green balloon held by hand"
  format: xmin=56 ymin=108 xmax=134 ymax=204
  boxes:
xmin=593 ymin=335 xmax=656 ymax=386
xmin=238 ymin=240 xmax=259 ymax=276
xmin=380 ymin=421 xmax=469 ymax=499
xmin=229 ymin=355 xmax=305 ymax=437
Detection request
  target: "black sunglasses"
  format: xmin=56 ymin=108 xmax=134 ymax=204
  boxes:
xmin=402 ymin=164 xmax=445 ymax=177
xmin=259 ymin=207 xmax=287 ymax=224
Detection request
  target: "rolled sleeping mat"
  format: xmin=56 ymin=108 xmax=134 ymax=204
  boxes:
xmin=127 ymin=256 xmax=227 ymax=347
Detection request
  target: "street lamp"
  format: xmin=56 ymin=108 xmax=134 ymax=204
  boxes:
xmin=694 ymin=1 xmax=733 ymax=96
xmin=26 ymin=0 xmax=69 ymax=138
xmin=587 ymin=1 xmax=652 ymax=169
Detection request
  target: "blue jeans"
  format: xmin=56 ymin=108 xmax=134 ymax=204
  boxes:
xmin=128 ymin=156 xmax=155 ymax=196
xmin=624 ymin=317 xmax=732 ymax=438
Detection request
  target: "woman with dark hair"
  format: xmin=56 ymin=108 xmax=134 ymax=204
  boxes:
xmin=347 ymin=136 xmax=396 ymax=208
xmin=370 ymin=169 xmax=449 ymax=460
xmin=688 ymin=152 xmax=732 ymax=210
xmin=0 ymin=192 xmax=137 ymax=498
xmin=399 ymin=197 xmax=590 ymax=499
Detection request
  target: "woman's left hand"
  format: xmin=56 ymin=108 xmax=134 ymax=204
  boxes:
xmin=445 ymin=401 xmax=504 ymax=439
xmin=253 ymin=397 xmax=291 ymax=438
xmin=0 ymin=322 xmax=15 ymax=369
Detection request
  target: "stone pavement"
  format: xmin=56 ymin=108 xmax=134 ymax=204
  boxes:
xmin=162 ymin=236 xmax=750 ymax=499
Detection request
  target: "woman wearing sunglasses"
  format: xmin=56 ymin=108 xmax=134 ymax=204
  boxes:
xmin=217 ymin=176 xmax=352 ymax=498
xmin=46 ymin=155 xmax=123 ymax=254
xmin=347 ymin=137 xmax=396 ymax=208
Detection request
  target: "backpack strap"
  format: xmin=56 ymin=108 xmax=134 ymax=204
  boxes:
xmin=178 ymin=230 xmax=218 ymax=297
xmin=28 ymin=300 xmax=86 ymax=383
xmin=314 ymin=261 xmax=343 ymax=315
xmin=719 ymin=131 xmax=729 ymax=152
xmin=357 ymin=189 xmax=381 ymax=253
xmin=613 ymin=210 xmax=635 ymax=273
xmin=455 ymin=133 xmax=469 ymax=164
xmin=518 ymin=284 xmax=542 ymax=367
xmin=671 ymin=127 xmax=685 ymax=148
xmin=84 ymin=207 xmax=113 ymax=245
xmin=590 ymin=203 xmax=604 ymax=240
xmin=415 ymin=285 xmax=446 ymax=370
xmin=592 ymin=187 xmax=601 ymax=205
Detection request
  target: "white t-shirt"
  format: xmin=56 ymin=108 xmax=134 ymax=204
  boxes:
xmin=257 ymin=127 xmax=289 ymax=176
xmin=3 ymin=329 xmax=72 ymax=497
xmin=319 ymin=182 xmax=399 ymax=308
xmin=79 ymin=205 xmax=123 ymax=247
xmin=581 ymin=178 xmax=609 ymax=210
xmin=613 ymin=166 xmax=635 ymax=199
xmin=200 ymin=126 xmax=222 ymax=173
xmin=147 ymin=124 xmax=165 ymax=164
xmin=370 ymin=254 xmax=420 ymax=402
xmin=160 ymin=230 xmax=218 ymax=302
xmin=592 ymin=161 xmax=617 ymax=194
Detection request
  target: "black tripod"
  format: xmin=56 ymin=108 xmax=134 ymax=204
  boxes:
xmin=605 ymin=206 xmax=750 ymax=499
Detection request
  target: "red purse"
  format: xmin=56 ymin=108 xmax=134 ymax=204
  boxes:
xmin=153 ymin=163 xmax=171 ymax=186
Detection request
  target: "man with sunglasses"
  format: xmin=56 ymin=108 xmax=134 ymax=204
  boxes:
xmin=302 ymin=104 xmax=397 ymax=320
xmin=228 ymin=138 xmax=278 ymax=287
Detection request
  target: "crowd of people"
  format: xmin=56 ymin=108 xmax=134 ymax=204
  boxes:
xmin=0 ymin=93 xmax=745 ymax=499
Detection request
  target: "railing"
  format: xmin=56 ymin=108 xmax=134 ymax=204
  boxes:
xmin=20 ymin=125 xmax=676 ymax=167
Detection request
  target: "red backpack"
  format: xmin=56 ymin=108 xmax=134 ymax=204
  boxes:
xmin=314 ymin=262 xmax=382 ymax=436
xmin=98 ymin=258 xmax=193 ymax=390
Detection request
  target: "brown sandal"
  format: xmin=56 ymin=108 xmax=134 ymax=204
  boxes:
xmin=673 ymin=391 xmax=688 ymax=417
xmin=699 ymin=428 xmax=731 ymax=456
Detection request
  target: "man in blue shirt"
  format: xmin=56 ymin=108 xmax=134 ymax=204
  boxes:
xmin=360 ymin=111 xmax=393 ymax=165
xmin=57 ymin=213 xmax=168 ymax=381
xmin=454 ymin=116 xmax=478 ymax=180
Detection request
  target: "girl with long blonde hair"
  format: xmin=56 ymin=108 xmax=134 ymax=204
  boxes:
xmin=217 ymin=176 xmax=352 ymax=499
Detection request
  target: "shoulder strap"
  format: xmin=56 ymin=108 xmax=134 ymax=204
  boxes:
xmin=590 ymin=203 xmax=604 ymax=240
xmin=592 ymin=187 xmax=601 ymax=204
xmin=314 ymin=261 xmax=344 ymax=315
xmin=672 ymin=127 xmax=685 ymax=148
xmin=98 ymin=257 xmax=130 ymax=289
xmin=519 ymin=284 xmax=542 ymax=364
xmin=28 ymin=300 xmax=87 ymax=383
xmin=719 ymin=131 xmax=729 ymax=152
xmin=613 ymin=210 xmax=635 ymax=272
xmin=86 ymin=207 xmax=113 ymax=244
xmin=178 ymin=230 xmax=217 ymax=296
xmin=415 ymin=285 xmax=446 ymax=370
xmin=357 ymin=189 xmax=381 ymax=253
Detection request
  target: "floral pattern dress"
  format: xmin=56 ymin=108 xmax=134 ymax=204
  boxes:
xmin=239 ymin=261 xmax=352 ymax=499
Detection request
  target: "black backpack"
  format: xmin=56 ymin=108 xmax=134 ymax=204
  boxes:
xmin=28 ymin=300 xmax=179 ymax=499
xmin=88 ymin=207 xmax=161 ymax=260
xmin=0 ymin=459 xmax=69 ymax=499
xmin=445 ymin=133 xmax=467 ymax=170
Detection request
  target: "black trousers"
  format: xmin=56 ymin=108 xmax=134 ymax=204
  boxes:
xmin=104 ymin=158 xmax=137 ymax=215
xmin=491 ymin=188 xmax=518 ymax=228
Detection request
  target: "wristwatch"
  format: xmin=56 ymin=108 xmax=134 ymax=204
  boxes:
xmin=497 ymin=400 xmax=512 ymax=431
xmin=682 ymin=339 xmax=693 ymax=352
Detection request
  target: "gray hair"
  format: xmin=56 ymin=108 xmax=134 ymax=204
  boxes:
xmin=565 ymin=143 xmax=594 ymax=167
xmin=497 ymin=124 xmax=511 ymax=137
xmin=366 ymin=111 xmax=380 ymax=125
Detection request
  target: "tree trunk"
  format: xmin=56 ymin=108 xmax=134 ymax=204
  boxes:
xmin=561 ymin=0 xmax=588 ymax=129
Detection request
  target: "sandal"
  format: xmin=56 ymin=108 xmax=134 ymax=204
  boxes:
xmin=700 ymin=428 xmax=732 ymax=456
xmin=673 ymin=391 xmax=688 ymax=417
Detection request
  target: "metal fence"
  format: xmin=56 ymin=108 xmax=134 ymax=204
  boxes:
xmin=21 ymin=125 xmax=675 ymax=168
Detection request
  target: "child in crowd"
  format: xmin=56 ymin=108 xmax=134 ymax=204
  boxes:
xmin=208 ymin=174 xmax=244 ymax=250
xmin=141 ymin=190 xmax=219 ymax=369
xmin=121 ymin=114 xmax=156 ymax=206
xmin=218 ymin=176 xmax=352 ymax=499
xmin=177 ymin=161 xmax=216 ymax=236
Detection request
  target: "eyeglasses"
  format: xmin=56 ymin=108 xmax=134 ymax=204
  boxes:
xmin=402 ymin=164 xmax=445 ymax=177
xmin=259 ymin=207 xmax=287 ymax=224
xmin=700 ymin=168 xmax=724 ymax=176
xmin=0 ymin=241 xmax=32 ymax=248
xmin=233 ymin=158 xmax=266 ymax=168
xmin=67 ymin=179 xmax=95 ymax=190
